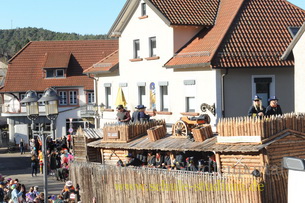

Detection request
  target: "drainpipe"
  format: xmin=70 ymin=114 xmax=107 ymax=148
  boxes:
xmin=87 ymin=74 xmax=99 ymax=128
xmin=221 ymin=69 xmax=229 ymax=117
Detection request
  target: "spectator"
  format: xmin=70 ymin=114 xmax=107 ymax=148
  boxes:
xmin=116 ymin=105 xmax=131 ymax=123
xmin=10 ymin=184 xmax=24 ymax=203
xmin=19 ymin=139 xmax=25 ymax=155
xmin=125 ymin=154 xmax=142 ymax=167
xmin=31 ymin=155 xmax=39 ymax=177
xmin=131 ymin=105 xmax=150 ymax=123
xmin=265 ymin=96 xmax=283 ymax=116
xmin=248 ymin=95 xmax=265 ymax=117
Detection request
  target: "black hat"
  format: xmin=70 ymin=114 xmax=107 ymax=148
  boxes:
xmin=135 ymin=104 xmax=146 ymax=109
xmin=116 ymin=105 xmax=124 ymax=109
xmin=253 ymin=95 xmax=261 ymax=101
xmin=268 ymin=96 xmax=279 ymax=102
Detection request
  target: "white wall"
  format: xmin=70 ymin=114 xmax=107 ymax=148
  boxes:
xmin=97 ymin=1 xmax=219 ymax=128
xmin=293 ymin=32 xmax=305 ymax=112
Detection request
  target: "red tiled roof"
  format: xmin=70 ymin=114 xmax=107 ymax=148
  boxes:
xmin=1 ymin=40 xmax=118 ymax=92
xmin=43 ymin=52 xmax=71 ymax=69
xmin=165 ymin=0 xmax=245 ymax=67
xmin=149 ymin=0 xmax=219 ymax=26
xmin=165 ymin=0 xmax=305 ymax=68
xmin=84 ymin=50 xmax=119 ymax=74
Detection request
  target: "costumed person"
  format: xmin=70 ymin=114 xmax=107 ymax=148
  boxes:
xmin=125 ymin=154 xmax=142 ymax=167
xmin=131 ymin=105 xmax=150 ymax=123
xmin=265 ymin=96 xmax=283 ymax=116
xmin=248 ymin=95 xmax=265 ymax=117
xmin=116 ymin=105 xmax=131 ymax=123
xmin=147 ymin=152 xmax=156 ymax=167
xmin=155 ymin=152 xmax=164 ymax=168
xmin=61 ymin=181 xmax=80 ymax=202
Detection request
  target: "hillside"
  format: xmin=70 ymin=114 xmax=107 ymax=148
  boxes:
xmin=0 ymin=27 xmax=110 ymax=63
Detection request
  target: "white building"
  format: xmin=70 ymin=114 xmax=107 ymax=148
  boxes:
xmin=85 ymin=0 xmax=305 ymax=129
xmin=0 ymin=40 xmax=118 ymax=144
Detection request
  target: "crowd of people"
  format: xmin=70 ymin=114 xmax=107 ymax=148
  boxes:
xmin=117 ymin=151 xmax=217 ymax=173
xmin=0 ymin=173 xmax=81 ymax=203
xmin=28 ymin=136 xmax=74 ymax=182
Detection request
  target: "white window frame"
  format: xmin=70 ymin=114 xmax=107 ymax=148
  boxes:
xmin=160 ymin=85 xmax=169 ymax=111
xmin=186 ymin=97 xmax=196 ymax=112
xmin=105 ymin=87 xmax=112 ymax=109
xmin=252 ymin=75 xmax=275 ymax=107
xmin=59 ymin=91 xmax=67 ymax=105
xmin=133 ymin=39 xmax=140 ymax=59
xmin=56 ymin=69 xmax=64 ymax=78
xmin=69 ymin=91 xmax=78 ymax=105
xmin=46 ymin=69 xmax=54 ymax=78
xmin=149 ymin=37 xmax=156 ymax=57
xmin=88 ymin=92 xmax=94 ymax=104
xmin=138 ymin=86 xmax=146 ymax=105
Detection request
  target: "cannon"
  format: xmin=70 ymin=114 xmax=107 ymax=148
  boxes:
xmin=173 ymin=114 xmax=211 ymax=137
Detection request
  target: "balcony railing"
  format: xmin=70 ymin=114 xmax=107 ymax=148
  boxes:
xmin=80 ymin=104 xmax=96 ymax=117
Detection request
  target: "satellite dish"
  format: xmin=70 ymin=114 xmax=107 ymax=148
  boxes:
xmin=8 ymin=97 xmax=21 ymax=113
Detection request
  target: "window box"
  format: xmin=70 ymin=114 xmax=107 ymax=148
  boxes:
xmin=138 ymin=15 xmax=148 ymax=19
xmin=104 ymin=109 xmax=114 ymax=112
xmin=129 ymin=58 xmax=143 ymax=62
xmin=156 ymin=111 xmax=172 ymax=115
xmin=145 ymin=56 xmax=160 ymax=60
xmin=180 ymin=112 xmax=200 ymax=116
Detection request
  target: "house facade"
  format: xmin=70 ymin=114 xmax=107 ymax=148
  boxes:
xmin=0 ymin=40 xmax=118 ymax=144
xmin=281 ymin=22 xmax=305 ymax=113
xmin=86 ymin=0 xmax=305 ymax=128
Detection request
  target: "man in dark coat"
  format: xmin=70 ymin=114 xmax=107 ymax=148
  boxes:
xmin=265 ymin=96 xmax=283 ymax=116
xmin=125 ymin=154 xmax=142 ymax=167
xmin=131 ymin=105 xmax=150 ymax=123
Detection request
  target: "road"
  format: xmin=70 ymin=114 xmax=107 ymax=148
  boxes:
xmin=0 ymin=147 xmax=65 ymax=197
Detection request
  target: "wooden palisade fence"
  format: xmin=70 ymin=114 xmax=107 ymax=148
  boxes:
xmin=103 ymin=119 xmax=166 ymax=142
xmin=216 ymin=113 xmax=305 ymax=138
xmin=70 ymin=162 xmax=278 ymax=203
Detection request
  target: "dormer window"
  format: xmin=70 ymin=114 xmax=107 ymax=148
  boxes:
xmin=45 ymin=69 xmax=65 ymax=78
xmin=42 ymin=52 xmax=71 ymax=78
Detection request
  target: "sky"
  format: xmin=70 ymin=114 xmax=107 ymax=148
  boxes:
xmin=0 ymin=0 xmax=304 ymax=35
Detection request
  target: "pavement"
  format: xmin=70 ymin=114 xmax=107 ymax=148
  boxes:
xmin=0 ymin=147 xmax=65 ymax=197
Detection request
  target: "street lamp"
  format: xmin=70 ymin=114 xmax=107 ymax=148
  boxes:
xmin=93 ymin=103 xmax=105 ymax=128
xmin=21 ymin=88 xmax=60 ymax=203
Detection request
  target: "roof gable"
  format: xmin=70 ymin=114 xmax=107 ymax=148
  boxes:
xmin=165 ymin=0 xmax=305 ymax=69
xmin=1 ymin=40 xmax=118 ymax=92
xmin=84 ymin=50 xmax=119 ymax=74
xmin=165 ymin=0 xmax=244 ymax=68
xmin=108 ymin=0 xmax=220 ymax=37
xmin=148 ymin=0 xmax=219 ymax=26
xmin=43 ymin=52 xmax=71 ymax=69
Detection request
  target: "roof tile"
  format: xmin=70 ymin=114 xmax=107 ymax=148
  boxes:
xmin=165 ymin=0 xmax=305 ymax=68
xmin=149 ymin=0 xmax=219 ymax=26
xmin=1 ymin=40 xmax=118 ymax=92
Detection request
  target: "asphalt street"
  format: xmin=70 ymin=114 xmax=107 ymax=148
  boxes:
xmin=0 ymin=147 xmax=65 ymax=197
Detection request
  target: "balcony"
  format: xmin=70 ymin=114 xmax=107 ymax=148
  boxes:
xmin=80 ymin=104 xmax=97 ymax=118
